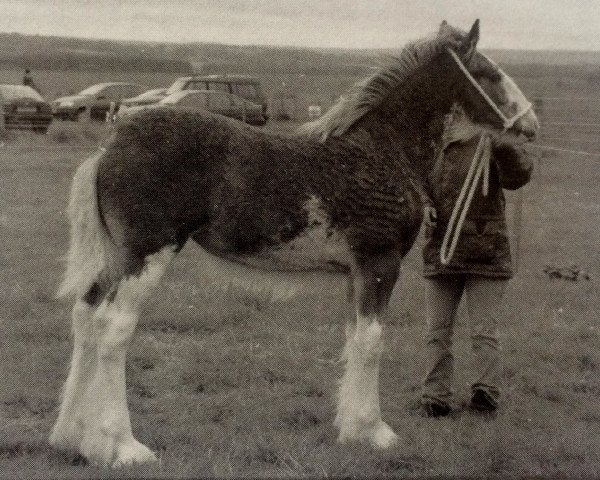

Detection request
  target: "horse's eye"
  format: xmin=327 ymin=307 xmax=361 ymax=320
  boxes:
xmin=472 ymin=68 xmax=501 ymax=83
xmin=486 ymin=70 xmax=502 ymax=83
xmin=468 ymin=57 xmax=502 ymax=83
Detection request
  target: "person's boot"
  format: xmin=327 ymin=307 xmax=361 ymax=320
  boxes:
xmin=469 ymin=388 xmax=498 ymax=413
xmin=420 ymin=399 xmax=451 ymax=418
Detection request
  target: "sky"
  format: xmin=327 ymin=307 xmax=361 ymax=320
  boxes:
xmin=1 ymin=0 xmax=599 ymax=50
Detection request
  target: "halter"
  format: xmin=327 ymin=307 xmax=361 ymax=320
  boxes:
xmin=439 ymin=49 xmax=532 ymax=266
xmin=446 ymin=48 xmax=532 ymax=134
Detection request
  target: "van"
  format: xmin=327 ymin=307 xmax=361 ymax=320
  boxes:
xmin=168 ymin=75 xmax=269 ymax=120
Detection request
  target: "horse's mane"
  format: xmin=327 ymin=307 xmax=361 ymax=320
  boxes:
xmin=298 ymin=26 xmax=467 ymax=142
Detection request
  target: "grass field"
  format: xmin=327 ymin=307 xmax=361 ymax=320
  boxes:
xmin=0 ymin=68 xmax=600 ymax=478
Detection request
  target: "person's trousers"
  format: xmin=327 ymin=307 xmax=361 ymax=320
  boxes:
xmin=421 ymin=275 xmax=507 ymax=405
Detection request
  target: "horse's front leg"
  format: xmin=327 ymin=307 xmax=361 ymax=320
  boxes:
xmin=336 ymin=251 xmax=401 ymax=449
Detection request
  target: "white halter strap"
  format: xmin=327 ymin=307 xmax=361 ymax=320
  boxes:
xmin=446 ymin=48 xmax=532 ymax=133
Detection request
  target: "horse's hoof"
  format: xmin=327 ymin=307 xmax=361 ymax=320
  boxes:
xmin=49 ymin=422 xmax=82 ymax=450
xmin=112 ymin=439 xmax=157 ymax=468
xmin=370 ymin=421 xmax=399 ymax=449
xmin=337 ymin=420 xmax=398 ymax=449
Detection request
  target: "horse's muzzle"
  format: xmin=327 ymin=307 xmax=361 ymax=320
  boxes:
xmin=521 ymin=127 xmax=537 ymax=141
xmin=515 ymin=110 xmax=540 ymax=142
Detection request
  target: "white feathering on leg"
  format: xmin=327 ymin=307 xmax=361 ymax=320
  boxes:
xmin=336 ymin=315 xmax=398 ymax=448
xmin=70 ymin=247 xmax=175 ymax=467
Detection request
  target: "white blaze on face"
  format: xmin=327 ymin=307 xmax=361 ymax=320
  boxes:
xmin=483 ymin=54 xmax=540 ymax=138
xmin=500 ymin=69 xmax=539 ymax=133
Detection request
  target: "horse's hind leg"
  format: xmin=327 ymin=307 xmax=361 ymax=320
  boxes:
xmin=336 ymin=252 xmax=400 ymax=449
xmin=77 ymin=246 xmax=176 ymax=467
xmin=50 ymin=285 xmax=104 ymax=450
xmin=76 ymin=245 xmax=176 ymax=467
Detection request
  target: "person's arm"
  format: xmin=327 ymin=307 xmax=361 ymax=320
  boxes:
xmin=492 ymin=143 xmax=534 ymax=190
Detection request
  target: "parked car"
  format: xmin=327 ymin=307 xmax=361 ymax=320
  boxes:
xmin=52 ymin=82 xmax=147 ymax=121
xmin=0 ymin=84 xmax=53 ymax=133
xmin=121 ymin=75 xmax=269 ymax=120
xmin=118 ymin=88 xmax=167 ymax=111
xmin=117 ymin=90 xmax=267 ymax=126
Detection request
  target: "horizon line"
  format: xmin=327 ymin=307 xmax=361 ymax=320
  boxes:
xmin=3 ymin=30 xmax=600 ymax=54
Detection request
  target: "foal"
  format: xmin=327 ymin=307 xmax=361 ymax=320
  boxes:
xmin=50 ymin=20 xmax=538 ymax=466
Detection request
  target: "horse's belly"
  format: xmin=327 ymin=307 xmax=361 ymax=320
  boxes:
xmin=259 ymin=225 xmax=352 ymax=272
xmin=197 ymin=195 xmax=353 ymax=273
xmin=228 ymin=222 xmax=352 ymax=273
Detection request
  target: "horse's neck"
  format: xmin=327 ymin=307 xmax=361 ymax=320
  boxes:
xmin=359 ymin=67 xmax=458 ymax=174
xmin=357 ymin=103 xmax=450 ymax=181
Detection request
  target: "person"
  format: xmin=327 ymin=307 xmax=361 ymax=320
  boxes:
xmin=22 ymin=68 xmax=40 ymax=93
xmin=420 ymin=134 xmax=533 ymax=417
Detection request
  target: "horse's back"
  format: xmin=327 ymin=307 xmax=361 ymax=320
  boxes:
xmin=95 ymin=108 xmax=423 ymax=275
xmin=96 ymin=109 xmax=331 ymax=267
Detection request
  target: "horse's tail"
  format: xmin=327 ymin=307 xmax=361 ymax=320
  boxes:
xmin=57 ymin=149 xmax=122 ymax=299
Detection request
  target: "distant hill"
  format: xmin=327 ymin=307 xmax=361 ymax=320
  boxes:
xmin=2 ymin=31 xmax=600 ymax=76
xmin=0 ymin=32 xmax=373 ymax=75
xmin=485 ymin=49 xmax=600 ymax=66
xmin=0 ymin=33 xmax=193 ymax=73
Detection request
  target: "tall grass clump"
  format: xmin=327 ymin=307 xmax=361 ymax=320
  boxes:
xmin=48 ymin=121 xmax=110 ymax=145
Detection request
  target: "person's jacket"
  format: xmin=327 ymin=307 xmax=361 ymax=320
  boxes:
xmin=423 ymin=138 xmax=533 ymax=278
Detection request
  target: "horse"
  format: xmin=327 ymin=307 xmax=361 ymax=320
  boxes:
xmin=49 ymin=20 xmax=539 ymax=467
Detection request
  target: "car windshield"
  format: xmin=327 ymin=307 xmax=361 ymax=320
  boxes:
xmin=0 ymin=85 xmax=43 ymax=101
xmin=134 ymin=88 xmax=165 ymax=99
xmin=165 ymin=79 xmax=189 ymax=95
xmin=78 ymin=84 xmax=108 ymax=96
xmin=159 ymin=92 xmax=188 ymax=104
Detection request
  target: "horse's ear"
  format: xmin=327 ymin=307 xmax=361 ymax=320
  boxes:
xmin=438 ymin=20 xmax=449 ymax=35
xmin=461 ymin=19 xmax=480 ymax=60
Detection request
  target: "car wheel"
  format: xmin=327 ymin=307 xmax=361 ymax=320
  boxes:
xmin=74 ymin=107 xmax=86 ymax=121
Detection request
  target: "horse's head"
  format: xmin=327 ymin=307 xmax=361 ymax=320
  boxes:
xmin=298 ymin=20 xmax=539 ymax=145
xmin=440 ymin=20 xmax=539 ymax=142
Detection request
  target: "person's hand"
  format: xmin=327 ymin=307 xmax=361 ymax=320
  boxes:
xmin=492 ymin=135 xmax=522 ymax=150
xmin=423 ymin=205 xmax=437 ymax=228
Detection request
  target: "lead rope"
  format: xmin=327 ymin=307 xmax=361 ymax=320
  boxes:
xmin=439 ymin=49 xmax=533 ymax=266
xmin=439 ymin=134 xmax=491 ymax=265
